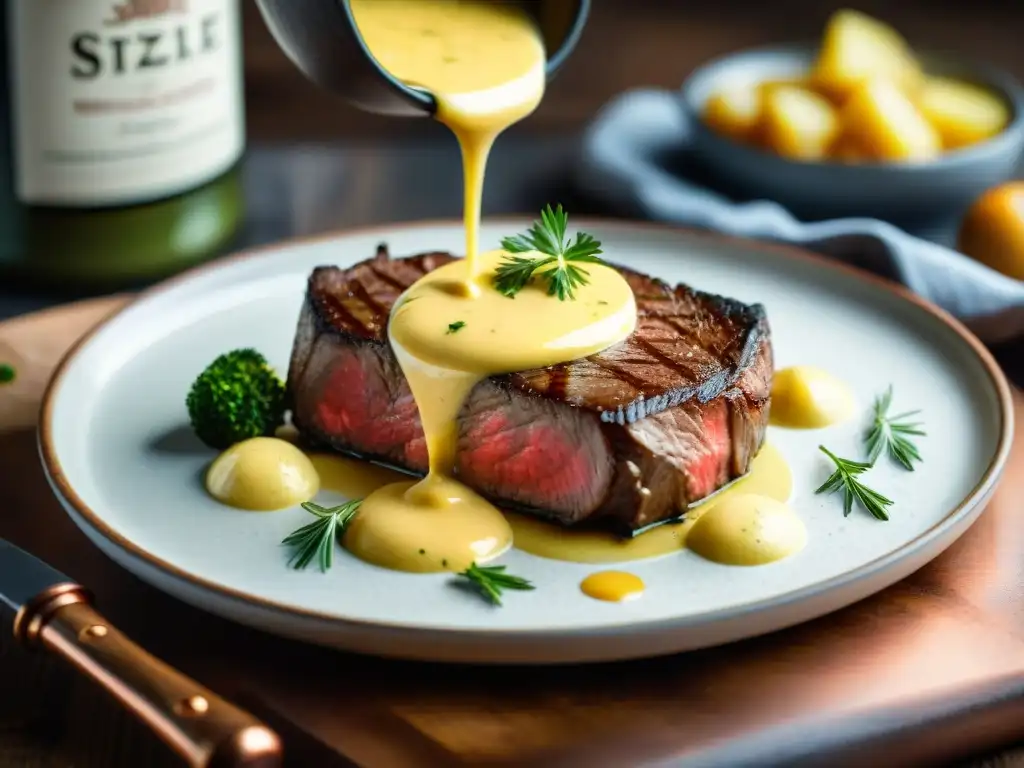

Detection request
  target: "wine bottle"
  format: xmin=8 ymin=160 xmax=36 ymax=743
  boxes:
xmin=0 ymin=0 xmax=246 ymax=290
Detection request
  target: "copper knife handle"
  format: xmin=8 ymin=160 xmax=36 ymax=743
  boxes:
xmin=13 ymin=584 xmax=283 ymax=768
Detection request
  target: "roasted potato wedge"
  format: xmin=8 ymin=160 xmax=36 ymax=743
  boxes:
xmin=839 ymin=80 xmax=941 ymax=161
xmin=761 ymin=85 xmax=840 ymax=161
xmin=812 ymin=9 xmax=922 ymax=100
xmin=918 ymin=76 xmax=1011 ymax=151
xmin=703 ymin=86 xmax=762 ymax=142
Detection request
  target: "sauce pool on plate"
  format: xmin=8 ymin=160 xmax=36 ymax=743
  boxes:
xmin=204 ymin=429 xmax=803 ymax=569
xmin=307 ymin=453 xmax=408 ymax=499
xmin=507 ymin=442 xmax=793 ymax=564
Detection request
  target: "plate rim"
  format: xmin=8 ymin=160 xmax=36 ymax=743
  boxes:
xmin=38 ymin=216 xmax=1016 ymax=637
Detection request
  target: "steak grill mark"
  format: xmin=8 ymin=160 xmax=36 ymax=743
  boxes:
xmin=287 ymin=246 xmax=773 ymax=534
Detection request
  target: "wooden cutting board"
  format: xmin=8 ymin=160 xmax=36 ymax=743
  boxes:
xmin=2 ymin=296 xmax=1024 ymax=768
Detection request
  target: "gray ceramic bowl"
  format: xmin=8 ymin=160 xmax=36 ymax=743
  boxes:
xmin=680 ymin=45 xmax=1024 ymax=226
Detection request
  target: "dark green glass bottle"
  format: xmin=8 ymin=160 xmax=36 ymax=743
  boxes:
xmin=0 ymin=0 xmax=246 ymax=290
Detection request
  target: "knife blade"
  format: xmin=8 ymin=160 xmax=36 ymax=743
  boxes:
xmin=0 ymin=537 xmax=72 ymax=614
xmin=0 ymin=537 xmax=283 ymax=768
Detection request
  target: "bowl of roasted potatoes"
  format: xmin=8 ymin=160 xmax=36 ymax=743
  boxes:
xmin=680 ymin=9 xmax=1024 ymax=224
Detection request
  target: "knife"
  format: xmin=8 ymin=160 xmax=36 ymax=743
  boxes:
xmin=0 ymin=538 xmax=283 ymax=767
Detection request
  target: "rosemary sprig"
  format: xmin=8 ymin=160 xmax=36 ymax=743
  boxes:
xmin=457 ymin=562 xmax=535 ymax=606
xmin=494 ymin=204 xmax=605 ymax=301
xmin=864 ymin=386 xmax=925 ymax=471
xmin=816 ymin=446 xmax=893 ymax=521
xmin=282 ymin=500 xmax=361 ymax=572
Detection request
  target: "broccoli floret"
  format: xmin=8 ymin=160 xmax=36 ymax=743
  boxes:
xmin=186 ymin=348 xmax=286 ymax=450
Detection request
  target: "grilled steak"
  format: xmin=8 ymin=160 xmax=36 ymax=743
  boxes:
xmin=287 ymin=245 xmax=773 ymax=535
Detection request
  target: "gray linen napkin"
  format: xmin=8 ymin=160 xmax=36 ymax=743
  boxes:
xmin=574 ymin=88 xmax=1024 ymax=344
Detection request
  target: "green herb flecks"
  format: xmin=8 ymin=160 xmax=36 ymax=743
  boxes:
xmin=282 ymin=500 xmax=361 ymax=572
xmin=447 ymin=321 xmax=466 ymax=334
xmin=494 ymin=204 xmax=605 ymax=301
xmin=456 ymin=562 xmax=535 ymax=606
xmin=816 ymin=446 xmax=893 ymax=521
xmin=865 ymin=386 xmax=925 ymax=471
xmin=0 ymin=364 xmax=14 ymax=384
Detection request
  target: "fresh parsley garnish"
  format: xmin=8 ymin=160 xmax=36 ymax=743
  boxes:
xmin=457 ymin=562 xmax=535 ymax=606
xmin=865 ymin=386 xmax=924 ymax=471
xmin=0 ymin=363 xmax=14 ymax=384
xmin=494 ymin=204 xmax=605 ymax=301
xmin=447 ymin=321 xmax=466 ymax=334
xmin=282 ymin=500 xmax=361 ymax=572
xmin=816 ymin=446 xmax=893 ymax=521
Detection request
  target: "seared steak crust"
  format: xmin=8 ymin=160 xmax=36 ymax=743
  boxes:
xmin=287 ymin=246 xmax=773 ymax=534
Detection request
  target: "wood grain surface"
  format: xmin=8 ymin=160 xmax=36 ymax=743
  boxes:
xmin=2 ymin=286 xmax=1024 ymax=768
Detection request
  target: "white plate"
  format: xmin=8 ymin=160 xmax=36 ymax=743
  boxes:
xmin=39 ymin=219 xmax=1013 ymax=664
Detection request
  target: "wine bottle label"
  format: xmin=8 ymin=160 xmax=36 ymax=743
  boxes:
xmin=8 ymin=0 xmax=245 ymax=206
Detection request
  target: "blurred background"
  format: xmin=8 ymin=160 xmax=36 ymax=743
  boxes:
xmin=2 ymin=0 xmax=1023 ymax=308
xmin=243 ymin=0 xmax=1024 ymax=141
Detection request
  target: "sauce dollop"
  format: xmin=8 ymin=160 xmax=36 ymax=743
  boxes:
xmin=580 ymin=571 xmax=645 ymax=602
xmin=770 ymin=365 xmax=855 ymax=429
xmin=343 ymin=478 xmax=510 ymax=573
xmin=205 ymin=437 xmax=319 ymax=511
xmin=686 ymin=494 xmax=807 ymax=566
xmin=391 ymin=250 xmax=637 ymax=373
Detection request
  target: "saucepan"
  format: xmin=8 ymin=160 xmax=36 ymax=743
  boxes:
xmin=252 ymin=0 xmax=591 ymax=116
